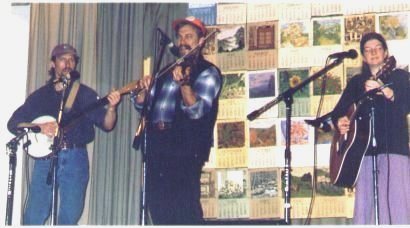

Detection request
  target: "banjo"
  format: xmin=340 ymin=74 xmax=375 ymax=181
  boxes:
xmin=22 ymin=115 xmax=58 ymax=158
xmin=21 ymin=79 xmax=140 ymax=158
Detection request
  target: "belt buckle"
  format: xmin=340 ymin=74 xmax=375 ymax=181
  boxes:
xmin=157 ymin=121 xmax=166 ymax=130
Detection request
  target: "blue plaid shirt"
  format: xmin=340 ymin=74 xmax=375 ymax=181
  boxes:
xmin=131 ymin=66 xmax=221 ymax=123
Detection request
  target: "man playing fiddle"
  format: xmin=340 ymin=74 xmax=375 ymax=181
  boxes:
xmin=131 ymin=16 xmax=222 ymax=224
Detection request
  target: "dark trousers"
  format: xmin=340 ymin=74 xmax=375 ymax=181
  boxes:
xmin=145 ymin=128 xmax=208 ymax=225
xmin=145 ymin=156 xmax=204 ymax=225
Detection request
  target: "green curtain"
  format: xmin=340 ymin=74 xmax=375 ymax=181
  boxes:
xmin=90 ymin=3 xmax=187 ymax=224
xmin=26 ymin=2 xmax=187 ymax=225
xmin=26 ymin=3 xmax=99 ymax=225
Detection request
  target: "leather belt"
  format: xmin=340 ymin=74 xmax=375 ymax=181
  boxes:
xmin=60 ymin=142 xmax=86 ymax=150
xmin=150 ymin=121 xmax=173 ymax=131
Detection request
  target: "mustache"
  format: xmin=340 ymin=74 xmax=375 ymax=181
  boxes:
xmin=178 ymin=45 xmax=192 ymax=51
xmin=63 ymin=68 xmax=73 ymax=72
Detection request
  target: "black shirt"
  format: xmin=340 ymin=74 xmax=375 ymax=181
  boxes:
xmin=8 ymin=81 xmax=108 ymax=145
xmin=332 ymin=68 xmax=410 ymax=156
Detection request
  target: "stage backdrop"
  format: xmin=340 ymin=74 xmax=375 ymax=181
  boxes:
xmin=188 ymin=2 xmax=410 ymax=224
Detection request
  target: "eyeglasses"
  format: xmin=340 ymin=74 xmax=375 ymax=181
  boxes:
xmin=363 ymin=45 xmax=384 ymax=54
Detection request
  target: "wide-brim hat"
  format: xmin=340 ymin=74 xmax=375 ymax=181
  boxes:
xmin=51 ymin=43 xmax=78 ymax=58
xmin=172 ymin=16 xmax=207 ymax=36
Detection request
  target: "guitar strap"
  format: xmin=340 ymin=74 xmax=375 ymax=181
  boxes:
xmin=64 ymin=79 xmax=80 ymax=113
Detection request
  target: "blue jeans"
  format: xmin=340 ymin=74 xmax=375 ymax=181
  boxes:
xmin=23 ymin=148 xmax=89 ymax=225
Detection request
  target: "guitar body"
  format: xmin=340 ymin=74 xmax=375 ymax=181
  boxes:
xmin=27 ymin=115 xmax=56 ymax=158
xmin=329 ymin=104 xmax=371 ymax=188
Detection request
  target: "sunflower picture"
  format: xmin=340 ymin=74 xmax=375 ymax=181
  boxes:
xmin=278 ymin=69 xmax=309 ymax=98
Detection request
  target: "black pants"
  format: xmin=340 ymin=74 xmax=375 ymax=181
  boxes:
xmin=145 ymin=129 xmax=204 ymax=225
xmin=145 ymin=156 xmax=204 ymax=225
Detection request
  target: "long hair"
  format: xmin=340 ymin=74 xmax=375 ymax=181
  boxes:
xmin=359 ymin=32 xmax=389 ymax=78
xmin=47 ymin=67 xmax=57 ymax=84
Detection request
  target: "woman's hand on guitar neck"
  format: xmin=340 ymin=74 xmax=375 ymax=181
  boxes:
xmin=365 ymin=79 xmax=381 ymax=89
xmin=365 ymin=79 xmax=395 ymax=101
xmin=337 ymin=116 xmax=350 ymax=135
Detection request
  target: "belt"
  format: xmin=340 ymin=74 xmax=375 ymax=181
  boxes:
xmin=149 ymin=121 xmax=173 ymax=131
xmin=60 ymin=142 xmax=86 ymax=150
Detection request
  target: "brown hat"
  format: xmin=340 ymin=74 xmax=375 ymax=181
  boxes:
xmin=172 ymin=16 xmax=207 ymax=36
xmin=51 ymin=43 xmax=78 ymax=58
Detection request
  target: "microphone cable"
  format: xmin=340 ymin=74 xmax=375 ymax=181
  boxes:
xmin=381 ymin=88 xmax=392 ymax=224
xmin=22 ymin=133 xmax=31 ymax=222
xmin=304 ymin=57 xmax=331 ymax=225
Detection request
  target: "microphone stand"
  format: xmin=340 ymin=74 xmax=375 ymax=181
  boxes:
xmin=247 ymin=57 xmax=346 ymax=224
xmin=369 ymin=98 xmax=380 ymax=224
xmin=340 ymin=90 xmax=381 ymax=224
xmin=48 ymin=80 xmax=68 ymax=225
xmin=135 ymin=29 xmax=218 ymax=225
xmin=135 ymin=29 xmax=169 ymax=225
xmin=4 ymin=131 xmax=30 ymax=225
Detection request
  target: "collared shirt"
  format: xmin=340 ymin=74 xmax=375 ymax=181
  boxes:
xmin=131 ymin=66 xmax=221 ymax=123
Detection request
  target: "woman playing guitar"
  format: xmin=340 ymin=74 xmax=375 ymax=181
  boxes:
xmin=330 ymin=32 xmax=410 ymax=224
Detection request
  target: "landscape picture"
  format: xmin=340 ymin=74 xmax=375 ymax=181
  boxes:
xmin=313 ymin=18 xmax=341 ymax=46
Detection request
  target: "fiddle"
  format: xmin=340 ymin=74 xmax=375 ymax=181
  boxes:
xmin=132 ymin=29 xmax=218 ymax=94
xmin=157 ymin=29 xmax=218 ymax=80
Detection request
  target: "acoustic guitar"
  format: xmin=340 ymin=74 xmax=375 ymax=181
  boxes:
xmin=329 ymin=56 xmax=396 ymax=187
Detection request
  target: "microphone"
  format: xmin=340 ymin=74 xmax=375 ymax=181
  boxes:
xmin=304 ymin=113 xmax=334 ymax=132
xmin=53 ymin=75 xmax=69 ymax=84
xmin=328 ymin=49 xmax=358 ymax=59
xmin=17 ymin=126 xmax=41 ymax=133
xmin=53 ymin=70 xmax=79 ymax=84
xmin=61 ymin=74 xmax=70 ymax=84
xmin=157 ymin=28 xmax=179 ymax=57
xmin=68 ymin=70 xmax=80 ymax=79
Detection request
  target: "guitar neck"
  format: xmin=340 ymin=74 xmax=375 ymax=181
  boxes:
xmin=87 ymin=95 xmax=109 ymax=112
xmin=62 ymin=80 xmax=139 ymax=129
xmin=62 ymin=93 xmax=121 ymax=130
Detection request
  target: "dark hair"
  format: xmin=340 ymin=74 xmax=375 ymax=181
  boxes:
xmin=359 ymin=32 xmax=388 ymax=78
xmin=47 ymin=67 xmax=57 ymax=84
xmin=359 ymin=32 xmax=388 ymax=55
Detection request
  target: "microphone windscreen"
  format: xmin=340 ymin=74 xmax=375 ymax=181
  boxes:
xmin=70 ymin=70 xmax=80 ymax=79
xmin=348 ymin=49 xmax=358 ymax=59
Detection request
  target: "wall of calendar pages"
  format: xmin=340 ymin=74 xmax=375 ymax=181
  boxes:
xmin=188 ymin=2 xmax=410 ymax=221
